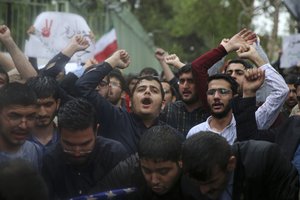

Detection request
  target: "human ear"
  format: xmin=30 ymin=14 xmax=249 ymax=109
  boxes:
xmin=227 ymin=156 xmax=236 ymax=172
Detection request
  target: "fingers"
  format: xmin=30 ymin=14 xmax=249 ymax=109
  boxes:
xmin=155 ymin=48 xmax=165 ymax=55
xmin=164 ymin=54 xmax=178 ymax=63
xmin=244 ymin=68 xmax=264 ymax=81
xmin=0 ymin=25 xmax=8 ymax=34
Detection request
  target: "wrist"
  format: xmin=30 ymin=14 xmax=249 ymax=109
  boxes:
xmin=242 ymin=89 xmax=256 ymax=98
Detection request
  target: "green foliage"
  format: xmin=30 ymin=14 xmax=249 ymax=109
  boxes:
xmin=134 ymin=0 xmax=252 ymax=62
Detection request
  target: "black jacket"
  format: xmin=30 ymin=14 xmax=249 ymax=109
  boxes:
xmin=93 ymin=154 xmax=206 ymax=200
xmin=232 ymin=140 xmax=299 ymax=200
xmin=42 ymin=136 xmax=128 ymax=200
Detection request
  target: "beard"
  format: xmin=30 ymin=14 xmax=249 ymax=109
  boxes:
xmin=210 ymin=103 xmax=232 ymax=119
xmin=182 ymin=94 xmax=199 ymax=105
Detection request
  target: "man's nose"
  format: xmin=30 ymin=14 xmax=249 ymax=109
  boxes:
xmin=151 ymin=173 xmax=160 ymax=185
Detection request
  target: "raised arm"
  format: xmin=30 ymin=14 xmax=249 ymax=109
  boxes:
xmin=191 ymin=28 xmax=256 ymax=110
xmin=76 ymin=50 xmax=130 ymax=124
xmin=238 ymin=43 xmax=289 ymax=129
xmin=0 ymin=25 xmax=37 ymax=79
xmin=39 ymin=34 xmax=89 ymax=77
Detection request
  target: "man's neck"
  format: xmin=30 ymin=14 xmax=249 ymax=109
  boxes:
xmin=142 ymin=116 xmax=158 ymax=128
xmin=184 ymin=100 xmax=202 ymax=112
xmin=31 ymin=123 xmax=55 ymax=145
xmin=209 ymin=111 xmax=233 ymax=132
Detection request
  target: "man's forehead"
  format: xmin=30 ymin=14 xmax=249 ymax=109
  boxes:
xmin=136 ymin=79 xmax=160 ymax=88
xmin=179 ymin=71 xmax=193 ymax=79
xmin=37 ymin=97 xmax=56 ymax=103
xmin=227 ymin=63 xmax=245 ymax=70
xmin=2 ymin=104 xmax=37 ymax=113
xmin=208 ymin=79 xmax=231 ymax=88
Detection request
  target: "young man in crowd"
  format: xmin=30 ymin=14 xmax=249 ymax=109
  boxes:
xmin=0 ymin=83 xmax=41 ymax=170
xmin=94 ymin=125 xmax=204 ymax=200
xmin=26 ymin=76 xmax=61 ymax=153
xmin=41 ymin=98 xmax=128 ymax=199
xmin=107 ymin=69 xmax=127 ymax=108
xmin=182 ymin=132 xmax=299 ymax=200
xmin=76 ymin=50 xmax=168 ymax=154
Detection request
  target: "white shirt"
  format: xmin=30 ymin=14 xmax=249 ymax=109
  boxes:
xmin=255 ymin=63 xmax=289 ymax=129
xmin=187 ymin=114 xmax=236 ymax=144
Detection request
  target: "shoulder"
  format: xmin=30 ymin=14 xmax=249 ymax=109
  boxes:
xmin=95 ymin=137 xmax=129 ymax=156
xmin=186 ymin=121 xmax=208 ymax=138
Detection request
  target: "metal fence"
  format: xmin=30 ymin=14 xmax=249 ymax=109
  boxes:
xmin=0 ymin=0 xmax=68 ymax=51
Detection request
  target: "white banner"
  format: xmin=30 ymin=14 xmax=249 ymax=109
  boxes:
xmin=25 ymin=11 xmax=95 ymax=62
xmin=281 ymin=34 xmax=300 ymax=68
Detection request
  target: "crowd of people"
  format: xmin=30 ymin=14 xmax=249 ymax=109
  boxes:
xmin=0 ymin=23 xmax=300 ymax=200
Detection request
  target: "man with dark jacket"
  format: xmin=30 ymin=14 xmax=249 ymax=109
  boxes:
xmin=93 ymin=125 xmax=206 ymax=200
xmin=41 ymin=98 xmax=128 ymax=199
xmin=182 ymin=132 xmax=299 ymax=200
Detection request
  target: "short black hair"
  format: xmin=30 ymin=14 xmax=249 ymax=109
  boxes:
xmin=138 ymin=125 xmax=184 ymax=162
xmin=0 ymin=82 xmax=37 ymax=111
xmin=0 ymin=159 xmax=49 ymax=200
xmin=58 ymin=98 xmax=97 ymax=132
xmin=139 ymin=67 xmax=159 ymax=77
xmin=285 ymin=74 xmax=298 ymax=85
xmin=26 ymin=76 xmax=60 ymax=100
xmin=226 ymin=59 xmax=253 ymax=71
xmin=208 ymin=73 xmax=238 ymax=95
xmin=182 ymin=132 xmax=232 ymax=181
xmin=131 ymin=75 xmax=165 ymax=100
xmin=177 ymin=63 xmax=193 ymax=77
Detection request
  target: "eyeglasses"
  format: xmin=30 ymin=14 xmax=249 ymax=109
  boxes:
xmin=3 ymin=113 xmax=36 ymax=125
xmin=62 ymin=148 xmax=93 ymax=155
xmin=98 ymin=80 xmax=109 ymax=87
xmin=206 ymin=88 xmax=232 ymax=96
xmin=109 ymin=82 xmax=122 ymax=88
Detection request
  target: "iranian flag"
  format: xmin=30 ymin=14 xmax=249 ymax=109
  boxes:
xmin=94 ymin=28 xmax=118 ymax=62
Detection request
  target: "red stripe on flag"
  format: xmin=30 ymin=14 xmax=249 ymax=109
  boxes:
xmin=94 ymin=40 xmax=118 ymax=62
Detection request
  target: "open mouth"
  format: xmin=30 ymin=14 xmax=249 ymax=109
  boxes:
xmin=141 ymin=97 xmax=152 ymax=105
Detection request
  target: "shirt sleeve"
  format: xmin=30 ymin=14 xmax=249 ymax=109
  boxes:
xmin=191 ymin=45 xmax=228 ymax=111
xmin=255 ymin=63 xmax=289 ymax=130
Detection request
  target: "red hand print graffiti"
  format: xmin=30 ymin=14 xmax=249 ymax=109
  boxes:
xmin=41 ymin=19 xmax=53 ymax=37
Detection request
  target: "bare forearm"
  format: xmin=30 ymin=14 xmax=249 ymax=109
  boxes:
xmin=0 ymin=52 xmax=15 ymax=71
xmin=159 ymin=61 xmax=174 ymax=81
xmin=2 ymin=38 xmax=37 ymax=79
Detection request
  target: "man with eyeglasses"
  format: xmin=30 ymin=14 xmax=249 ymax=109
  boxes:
xmin=107 ymin=69 xmax=128 ymax=108
xmin=41 ymin=98 xmax=128 ymax=199
xmin=187 ymin=69 xmax=265 ymax=144
xmin=0 ymin=82 xmax=42 ymax=170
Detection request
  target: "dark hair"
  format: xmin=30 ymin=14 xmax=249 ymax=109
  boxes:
xmin=58 ymin=98 xmax=97 ymax=132
xmin=0 ymin=82 xmax=37 ymax=110
xmin=0 ymin=159 xmax=49 ymax=200
xmin=131 ymin=75 xmax=165 ymax=100
xmin=26 ymin=76 xmax=60 ymax=100
xmin=208 ymin=74 xmax=238 ymax=95
xmin=0 ymin=67 xmax=9 ymax=84
xmin=294 ymin=78 xmax=300 ymax=89
xmin=285 ymin=74 xmax=298 ymax=85
xmin=161 ymin=80 xmax=176 ymax=97
xmin=182 ymin=132 xmax=232 ymax=181
xmin=139 ymin=67 xmax=159 ymax=77
xmin=177 ymin=63 xmax=193 ymax=77
xmin=138 ymin=125 xmax=184 ymax=162
xmin=225 ymin=59 xmax=253 ymax=71
xmin=108 ymin=69 xmax=128 ymax=92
